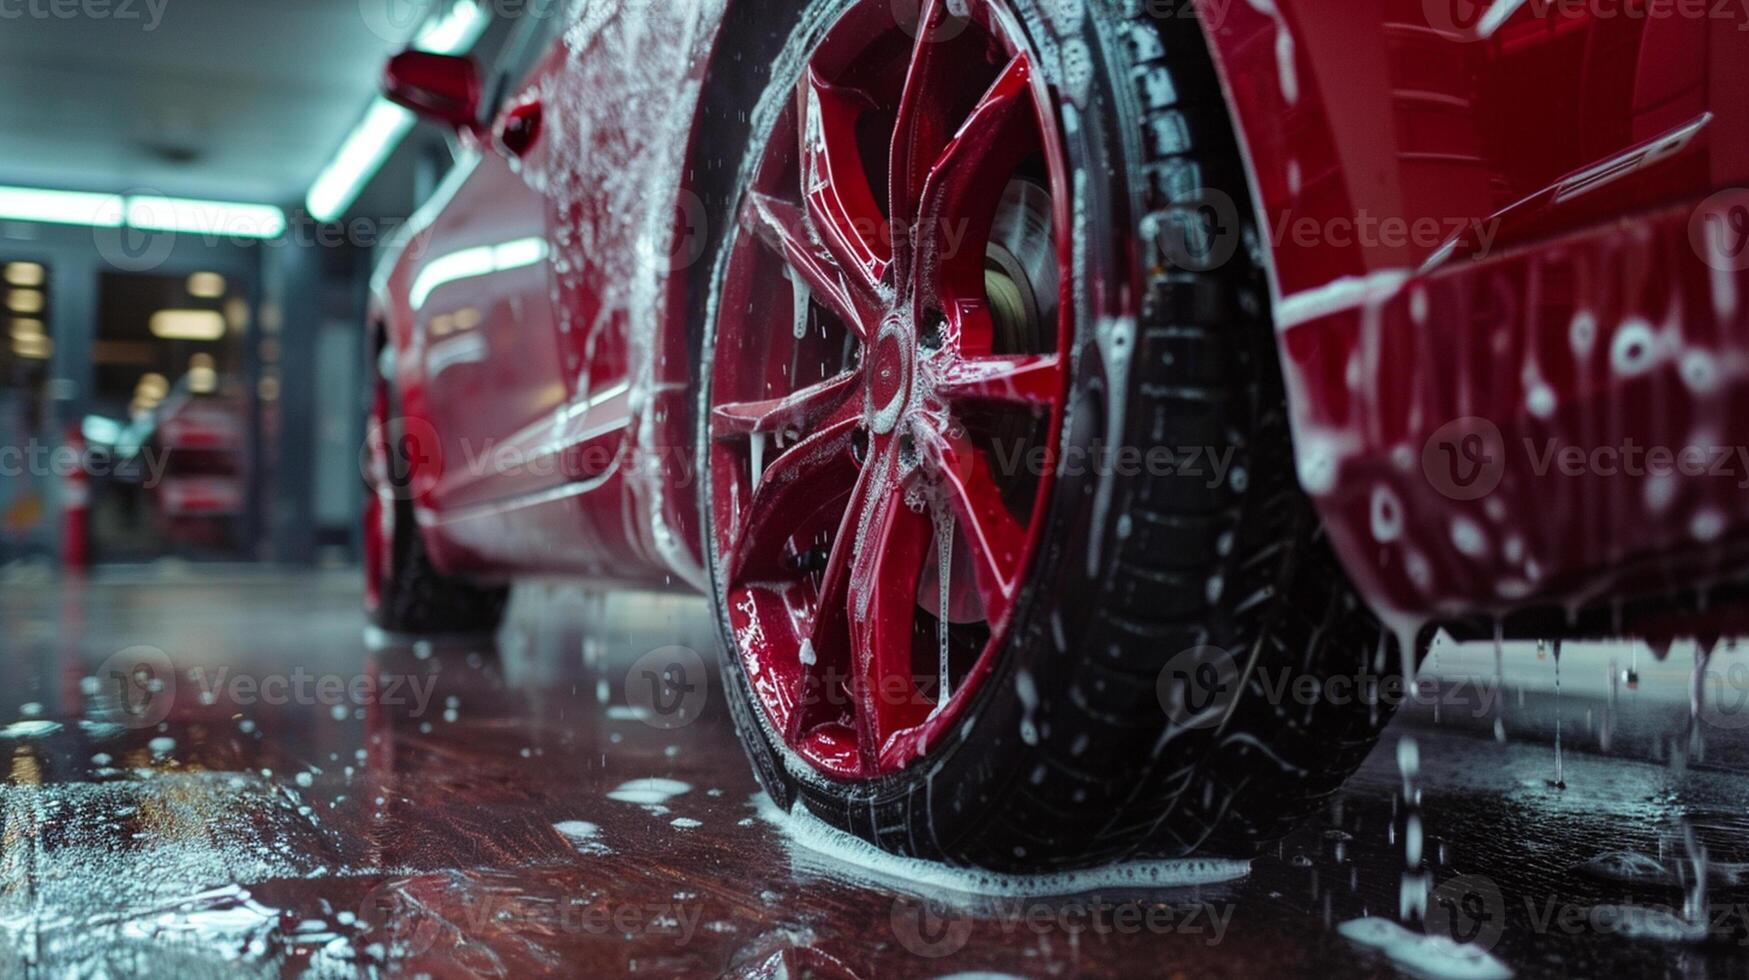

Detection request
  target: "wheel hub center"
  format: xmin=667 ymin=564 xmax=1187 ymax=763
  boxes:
xmin=867 ymin=315 xmax=912 ymax=435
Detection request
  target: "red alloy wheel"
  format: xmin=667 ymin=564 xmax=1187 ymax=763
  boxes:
xmin=706 ymin=0 xmax=1071 ymax=778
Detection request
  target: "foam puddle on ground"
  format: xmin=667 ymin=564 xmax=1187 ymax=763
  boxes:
xmin=553 ymin=820 xmax=613 ymax=856
xmin=755 ymin=794 xmax=1249 ymax=903
xmin=0 ymin=771 xmax=372 ymax=974
xmin=1339 ymin=917 xmax=1513 ymax=979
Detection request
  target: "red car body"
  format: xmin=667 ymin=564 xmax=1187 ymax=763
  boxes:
xmin=372 ymin=0 xmax=1749 ymax=636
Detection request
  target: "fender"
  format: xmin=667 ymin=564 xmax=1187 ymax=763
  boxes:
xmin=1196 ymin=0 xmax=1749 ymax=627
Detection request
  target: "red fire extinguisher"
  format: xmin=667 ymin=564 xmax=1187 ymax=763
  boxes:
xmin=62 ymin=426 xmax=90 ymax=572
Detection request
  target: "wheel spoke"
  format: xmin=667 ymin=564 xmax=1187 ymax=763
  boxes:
xmin=887 ymin=0 xmax=1000 ymax=280
xmin=711 ymin=370 xmax=859 ymax=441
xmin=932 ymin=429 xmax=1023 ymax=629
xmin=913 ymin=52 xmax=1036 ymax=308
xmin=727 ymin=413 xmax=862 ymax=583
xmin=934 ymin=353 xmax=1062 ymax=407
xmin=742 ymin=190 xmax=877 ymax=339
xmin=846 ymin=474 xmax=933 ymax=769
xmin=798 ymin=67 xmax=890 ymax=304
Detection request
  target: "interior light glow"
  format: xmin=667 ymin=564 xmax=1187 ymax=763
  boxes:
xmin=4 ymin=262 xmax=45 ymax=287
xmin=135 ymin=372 xmax=170 ymax=400
xmin=149 ymin=309 xmax=227 ymax=341
xmin=12 ymin=334 xmax=51 ymax=359
xmin=187 ymin=272 xmax=227 ymax=299
xmin=187 ymin=353 xmax=219 ymax=395
xmin=7 ymin=289 xmax=44 ymax=314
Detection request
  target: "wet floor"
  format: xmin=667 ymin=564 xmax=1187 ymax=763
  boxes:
xmin=2 ymin=567 xmax=1748 ymax=978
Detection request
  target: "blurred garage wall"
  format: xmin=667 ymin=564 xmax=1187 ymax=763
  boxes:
xmin=0 ymin=0 xmax=521 ymax=574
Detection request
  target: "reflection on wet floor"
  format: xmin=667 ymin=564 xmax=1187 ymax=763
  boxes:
xmin=2 ymin=568 xmax=1748 ymax=977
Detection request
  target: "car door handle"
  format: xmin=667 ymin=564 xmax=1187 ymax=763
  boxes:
xmin=497 ymin=100 xmax=543 ymax=158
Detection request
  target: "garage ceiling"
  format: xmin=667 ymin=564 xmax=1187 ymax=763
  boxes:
xmin=0 ymin=0 xmax=413 ymax=205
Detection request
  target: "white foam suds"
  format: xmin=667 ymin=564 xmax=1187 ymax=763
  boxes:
xmin=1243 ymin=0 xmax=1299 ymax=105
xmin=1339 ymin=917 xmax=1512 ymax=979
xmin=756 ymin=794 xmax=1247 ymax=901
xmin=1589 ymin=905 xmax=1708 ymax=943
xmin=1015 ymin=669 xmax=1040 ymax=746
xmin=1277 ymin=270 xmax=1411 ymax=330
xmin=1 ymin=720 xmax=62 ymax=738
xmin=607 ymin=777 xmax=691 ymax=806
xmin=555 ymin=820 xmax=612 ymax=856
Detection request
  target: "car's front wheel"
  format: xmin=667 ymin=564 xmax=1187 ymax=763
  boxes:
xmin=698 ymin=0 xmax=1403 ymax=870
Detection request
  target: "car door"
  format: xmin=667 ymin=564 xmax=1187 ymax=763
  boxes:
xmin=413 ymin=12 xmax=574 ymax=512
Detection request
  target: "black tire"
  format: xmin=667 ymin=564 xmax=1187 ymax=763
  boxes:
xmin=373 ymin=493 xmax=509 ymax=635
xmin=369 ymin=368 xmax=508 ymax=636
xmin=697 ymin=0 xmax=1409 ymax=870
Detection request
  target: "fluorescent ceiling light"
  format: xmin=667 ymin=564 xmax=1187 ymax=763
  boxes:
xmin=149 ymin=309 xmax=227 ymax=341
xmin=415 ymin=0 xmax=489 ymax=54
xmin=4 ymin=262 xmax=44 ymax=287
xmin=305 ymin=0 xmax=489 ymax=222
xmin=0 ymin=187 xmax=123 ymax=227
xmin=128 ymin=196 xmax=286 ymax=240
xmin=0 ymin=186 xmax=283 ymax=238
xmin=306 ymin=100 xmax=416 ymax=223
xmin=188 ymin=272 xmax=227 ymax=299
xmin=9 ymin=318 xmax=43 ymax=340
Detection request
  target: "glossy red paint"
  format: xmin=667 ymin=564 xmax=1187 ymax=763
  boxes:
xmin=1196 ymin=0 xmax=1749 ymax=630
xmin=366 ymin=0 xmax=1749 ymax=744
xmin=383 ymin=51 xmax=483 ymax=133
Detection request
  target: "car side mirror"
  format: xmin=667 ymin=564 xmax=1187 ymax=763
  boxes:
xmin=383 ymin=50 xmax=481 ymax=132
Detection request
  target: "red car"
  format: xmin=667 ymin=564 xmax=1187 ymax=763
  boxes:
xmin=364 ymin=0 xmax=1749 ymax=868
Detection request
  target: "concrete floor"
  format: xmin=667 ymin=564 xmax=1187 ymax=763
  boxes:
xmin=2 ymin=568 xmax=1747 ymax=977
